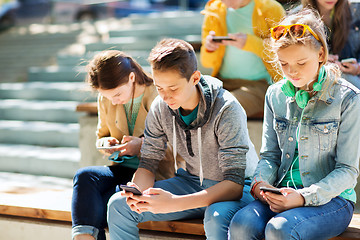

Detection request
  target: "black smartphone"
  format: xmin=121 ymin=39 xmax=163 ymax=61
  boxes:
xmin=120 ymin=185 xmax=142 ymax=195
xmin=212 ymin=36 xmax=235 ymax=42
xmin=259 ymin=186 xmax=282 ymax=195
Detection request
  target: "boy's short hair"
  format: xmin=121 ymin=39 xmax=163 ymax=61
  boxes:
xmin=148 ymin=38 xmax=197 ymax=81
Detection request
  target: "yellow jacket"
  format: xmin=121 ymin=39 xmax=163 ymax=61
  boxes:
xmin=200 ymin=0 xmax=285 ymax=82
xmin=97 ymin=84 xmax=180 ymax=180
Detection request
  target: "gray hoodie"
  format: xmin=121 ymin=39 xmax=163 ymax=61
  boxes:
xmin=139 ymin=75 xmax=259 ymax=185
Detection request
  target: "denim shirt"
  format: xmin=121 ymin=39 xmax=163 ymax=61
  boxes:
xmin=252 ymin=73 xmax=360 ymax=206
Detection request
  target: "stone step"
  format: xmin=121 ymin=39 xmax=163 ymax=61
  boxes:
xmin=0 ymin=99 xmax=84 ymax=123
xmin=108 ymin=24 xmax=201 ymax=38
xmin=128 ymin=11 xmax=203 ymax=25
xmin=57 ymin=51 xmax=151 ymax=67
xmin=0 ymin=82 xmax=96 ymax=102
xmin=85 ymin=35 xmax=201 ymax=52
xmin=0 ymin=145 xmax=79 ymax=178
xmin=0 ymin=120 xmax=79 ymax=147
xmin=28 ymin=66 xmax=87 ymax=82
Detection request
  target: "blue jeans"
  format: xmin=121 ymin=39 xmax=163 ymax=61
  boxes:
xmin=204 ymin=179 xmax=254 ymax=239
xmin=228 ymin=197 xmax=354 ymax=240
xmin=71 ymin=165 xmax=136 ymax=240
xmin=108 ymin=168 xmax=219 ymax=240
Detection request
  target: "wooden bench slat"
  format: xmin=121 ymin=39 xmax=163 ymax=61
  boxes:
xmin=138 ymin=219 xmax=205 ymax=236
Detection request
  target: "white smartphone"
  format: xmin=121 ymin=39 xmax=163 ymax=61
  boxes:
xmin=96 ymin=143 xmax=124 ymax=149
xmin=341 ymin=58 xmax=357 ymax=64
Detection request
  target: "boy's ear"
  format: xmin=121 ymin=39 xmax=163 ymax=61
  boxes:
xmin=191 ymin=70 xmax=201 ymax=85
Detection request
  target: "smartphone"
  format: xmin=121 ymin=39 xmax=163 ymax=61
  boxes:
xmin=120 ymin=185 xmax=142 ymax=195
xmin=259 ymin=186 xmax=282 ymax=195
xmin=96 ymin=144 xmax=124 ymax=150
xmin=212 ymin=36 xmax=235 ymax=42
xmin=341 ymin=58 xmax=357 ymax=64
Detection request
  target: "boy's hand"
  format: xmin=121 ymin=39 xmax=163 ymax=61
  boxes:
xmin=128 ymin=188 xmax=179 ymax=214
xmin=205 ymin=31 xmax=222 ymax=52
xmin=222 ymin=33 xmax=247 ymax=49
xmin=261 ymin=188 xmax=304 ymax=213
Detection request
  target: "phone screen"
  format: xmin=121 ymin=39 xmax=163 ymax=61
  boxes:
xmin=259 ymin=187 xmax=282 ymax=195
xmin=120 ymin=185 xmax=142 ymax=195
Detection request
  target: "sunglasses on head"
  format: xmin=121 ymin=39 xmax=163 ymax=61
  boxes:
xmin=270 ymin=24 xmax=320 ymax=41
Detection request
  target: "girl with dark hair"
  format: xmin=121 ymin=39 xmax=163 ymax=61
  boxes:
xmin=300 ymin=0 xmax=360 ymax=88
xmin=71 ymin=50 xmax=176 ymax=240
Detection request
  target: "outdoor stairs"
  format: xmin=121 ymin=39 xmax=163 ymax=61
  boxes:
xmin=0 ymin=21 xmax=99 ymax=178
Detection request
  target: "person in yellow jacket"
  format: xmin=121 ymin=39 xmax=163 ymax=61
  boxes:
xmin=200 ymin=0 xmax=285 ymax=118
xmin=71 ymin=50 xmax=179 ymax=240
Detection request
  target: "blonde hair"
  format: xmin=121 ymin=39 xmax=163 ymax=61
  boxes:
xmin=267 ymin=8 xmax=341 ymax=85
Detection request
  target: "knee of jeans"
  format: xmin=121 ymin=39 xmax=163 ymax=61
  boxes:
xmin=265 ymin=217 xmax=294 ymax=240
xmin=73 ymin=167 xmax=96 ymax=185
xmin=228 ymin=212 xmax=257 ymax=239
xmin=204 ymin=202 xmax=228 ymax=226
xmin=107 ymin=192 xmax=127 ymax=219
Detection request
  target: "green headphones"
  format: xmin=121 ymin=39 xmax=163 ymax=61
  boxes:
xmin=281 ymin=66 xmax=326 ymax=109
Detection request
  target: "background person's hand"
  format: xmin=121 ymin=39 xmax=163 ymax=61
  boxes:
xmin=222 ymin=33 xmax=247 ymax=49
xmin=205 ymin=31 xmax=222 ymax=52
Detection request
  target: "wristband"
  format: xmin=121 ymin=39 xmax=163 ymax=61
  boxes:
xmin=250 ymin=181 xmax=263 ymax=199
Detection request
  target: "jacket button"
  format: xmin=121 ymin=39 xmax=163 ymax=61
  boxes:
xmin=286 ymin=154 xmax=290 ymax=158
xmin=288 ymin=137 xmax=294 ymax=142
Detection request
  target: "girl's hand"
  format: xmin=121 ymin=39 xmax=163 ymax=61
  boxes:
xmin=96 ymin=137 xmax=120 ymax=155
xmin=262 ymin=188 xmax=305 ymax=213
xmin=253 ymin=182 xmax=273 ymax=203
xmin=205 ymin=31 xmax=222 ymax=52
xmin=119 ymin=135 xmax=143 ymax=156
xmin=129 ymin=188 xmax=180 ymax=214
xmin=222 ymin=33 xmax=247 ymax=49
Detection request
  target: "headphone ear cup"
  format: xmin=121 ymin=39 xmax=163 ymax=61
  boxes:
xmin=295 ymin=90 xmax=310 ymax=109
xmin=313 ymin=81 xmax=322 ymax=91
xmin=281 ymin=80 xmax=296 ymax=97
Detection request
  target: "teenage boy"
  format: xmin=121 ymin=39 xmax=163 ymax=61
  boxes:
xmin=107 ymin=38 xmax=259 ymax=239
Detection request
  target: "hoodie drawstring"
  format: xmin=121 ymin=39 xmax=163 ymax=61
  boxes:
xmin=172 ymin=116 xmax=178 ymax=172
xmin=197 ymin=127 xmax=203 ymax=186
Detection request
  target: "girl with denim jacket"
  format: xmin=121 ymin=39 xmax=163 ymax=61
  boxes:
xmin=228 ymin=9 xmax=360 ymax=240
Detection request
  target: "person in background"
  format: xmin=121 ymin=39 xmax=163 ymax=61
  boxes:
xmin=200 ymin=0 xmax=285 ymax=118
xmin=228 ymin=9 xmax=360 ymax=240
xmin=71 ymin=50 xmax=177 ymax=240
xmin=107 ymin=38 xmax=259 ymax=240
xmin=300 ymin=0 xmax=360 ymax=88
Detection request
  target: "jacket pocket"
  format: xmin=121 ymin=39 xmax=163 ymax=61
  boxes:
xmin=311 ymin=121 xmax=339 ymax=151
xmin=274 ymin=118 xmax=289 ymax=147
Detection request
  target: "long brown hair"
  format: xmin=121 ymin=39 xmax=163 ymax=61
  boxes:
xmin=86 ymin=50 xmax=153 ymax=90
xmin=86 ymin=50 xmax=153 ymax=124
xmin=301 ymin=0 xmax=352 ymax=54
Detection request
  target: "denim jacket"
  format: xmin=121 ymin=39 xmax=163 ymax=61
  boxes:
xmin=252 ymin=72 xmax=360 ymax=206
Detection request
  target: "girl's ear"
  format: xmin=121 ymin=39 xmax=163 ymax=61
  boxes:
xmin=129 ymin=72 xmax=136 ymax=83
xmin=318 ymin=46 xmax=325 ymax=63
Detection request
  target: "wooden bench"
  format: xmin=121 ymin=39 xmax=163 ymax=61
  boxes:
xmin=0 ymin=173 xmax=359 ymax=240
